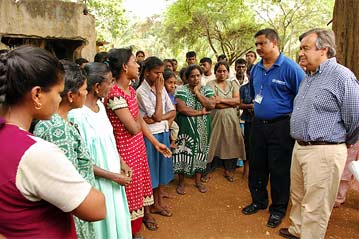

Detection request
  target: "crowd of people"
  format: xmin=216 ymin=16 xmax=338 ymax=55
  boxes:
xmin=0 ymin=27 xmax=358 ymax=239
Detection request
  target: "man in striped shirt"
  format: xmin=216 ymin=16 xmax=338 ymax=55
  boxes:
xmin=280 ymin=29 xmax=359 ymax=239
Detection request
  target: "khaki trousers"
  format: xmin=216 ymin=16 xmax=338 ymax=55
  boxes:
xmin=288 ymin=142 xmax=347 ymax=239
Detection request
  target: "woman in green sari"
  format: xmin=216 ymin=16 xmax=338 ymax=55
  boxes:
xmin=173 ymin=64 xmax=216 ymax=195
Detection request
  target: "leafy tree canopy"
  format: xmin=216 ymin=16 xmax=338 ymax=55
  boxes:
xmin=86 ymin=0 xmax=128 ymax=42
xmin=251 ymin=0 xmax=334 ymax=58
xmin=64 ymin=0 xmax=334 ymax=64
xmin=163 ymin=0 xmax=260 ymax=65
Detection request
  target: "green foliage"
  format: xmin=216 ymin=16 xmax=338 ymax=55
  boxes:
xmin=66 ymin=0 xmax=334 ymax=63
xmin=86 ymin=0 xmax=128 ymax=42
xmin=251 ymin=0 xmax=335 ymax=58
xmin=163 ymin=0 xmax=261 ymax=65
xmin=112 ymin=15 xmax=172 ymax=57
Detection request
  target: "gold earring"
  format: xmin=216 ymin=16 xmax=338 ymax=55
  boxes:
xmin=34 ymin=102 xmax=42 ymax=110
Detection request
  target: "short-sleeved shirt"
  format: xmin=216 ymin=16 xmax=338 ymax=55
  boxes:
xmin=251 ymin=53 xmax=304 ymax=120
xmin=34 ymin=114 xmax=95 ymax=185
xmin=0 ymin=120 xmax=91 ymax=238
xmin=136 ymin=80 xmax=175 ymax=134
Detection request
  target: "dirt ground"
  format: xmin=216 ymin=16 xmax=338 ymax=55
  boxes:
xmin=142 ymin=168 xmax=359 ymax=239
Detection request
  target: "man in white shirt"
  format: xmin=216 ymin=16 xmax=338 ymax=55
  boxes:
xmin=200 ymin=57 xmax=216 ymax=85
xmin=233 ymin=58 xmax=249 ymax=86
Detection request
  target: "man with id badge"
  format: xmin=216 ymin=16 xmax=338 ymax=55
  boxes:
xmin=242 ymin=29 xmax=304 ymax=229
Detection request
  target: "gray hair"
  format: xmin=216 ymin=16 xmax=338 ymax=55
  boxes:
xmin=299 ymin=28 xmax=336 ymax=58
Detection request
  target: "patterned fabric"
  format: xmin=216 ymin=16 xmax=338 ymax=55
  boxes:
xmin=291 ymin=58 xmax=359 ymax=144
xmin=68 ymin=103 xmax=132 ymax=239
xmin=107 ymin=96 xmax=128 ymax=110
xmin=104 ymin=85 xmax=154 ymax=221
xmin=34 ymin=114 xmax=95 ymax=239
xmin=206 ymin=80 xmax=246 ymax=162
xmin=172 ymin=84 xmax=214 ymax=176
xmin=34 ymin=114 xmax=95 ymax=184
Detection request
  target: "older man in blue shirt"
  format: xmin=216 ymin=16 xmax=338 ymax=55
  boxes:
xmin=279 ymin=29 xmax=359 ymax=239
xmin=242 ymin=29 xmax=305 ymax=229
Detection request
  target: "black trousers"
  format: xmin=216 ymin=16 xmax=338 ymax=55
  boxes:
xmin=248 ymin=116 xmax=294 ymax=217
xmin=243 ymin=122 xmax=252 ymax=162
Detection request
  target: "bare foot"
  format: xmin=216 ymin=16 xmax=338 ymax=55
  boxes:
xmin=150 ymin=205 xmax=172 ymax=217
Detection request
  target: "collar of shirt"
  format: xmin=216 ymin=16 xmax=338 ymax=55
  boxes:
xmin=308 ymin=57 xmax=337 ymax=76
xmin=142 ymin=79 xmax=156 ymax=95
xmin=258 ymin=52 xmax=285 ymax=70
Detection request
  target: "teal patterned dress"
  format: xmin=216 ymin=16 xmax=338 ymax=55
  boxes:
xmin=172 ymin=85 xmax=214 ymax=176
xmin=34 ymin=113 xmax=96 ymax=239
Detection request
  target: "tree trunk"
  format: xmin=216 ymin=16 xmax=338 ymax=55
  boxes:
xmin=332 ymin=0 xmax=359 ymax=78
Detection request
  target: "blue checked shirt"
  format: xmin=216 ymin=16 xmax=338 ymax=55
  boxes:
xmin=290 ymin=58 xmax=359 ymax=145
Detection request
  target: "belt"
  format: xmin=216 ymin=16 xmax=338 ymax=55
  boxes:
xmin=254 ymin=114 xmax=290 ymax=124
xmin=297 ymin=141 xmax=344 ymax=146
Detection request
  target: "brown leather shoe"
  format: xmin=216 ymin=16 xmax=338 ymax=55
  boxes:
xmin=279 ymin=228 xmax=299 ymax=239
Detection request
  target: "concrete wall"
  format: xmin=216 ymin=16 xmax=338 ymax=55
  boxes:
xmin=0 ymin=0 xmax=96 ymax=60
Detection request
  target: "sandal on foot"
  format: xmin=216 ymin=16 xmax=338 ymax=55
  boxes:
xmin=176 ymin=185 xmax=186 ymax=195
xmin=195 ymin=183 xmax=208 ymax=193
xmin=224 ymin=175 xmax=234 ymax=182
xmin=150 ymin=208 xmax=172 ymax=217
xmin=200 ymin=175 xmax=210 ymax=183
xmin=143 ymin=218 xmax=158 ymax=231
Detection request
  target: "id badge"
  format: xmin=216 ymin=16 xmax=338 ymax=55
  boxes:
xmin=255 ymin=94 xmax=263 ymax=104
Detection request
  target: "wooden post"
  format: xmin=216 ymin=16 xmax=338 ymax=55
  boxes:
xmin=332 ymin=0 xmax=359 ymax=78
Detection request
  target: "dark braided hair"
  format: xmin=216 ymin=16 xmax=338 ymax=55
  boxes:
xmin=0 ymin=52 xmax=8 ymax=108
xmin=0 ymin=46 xmax=63 ymax=113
